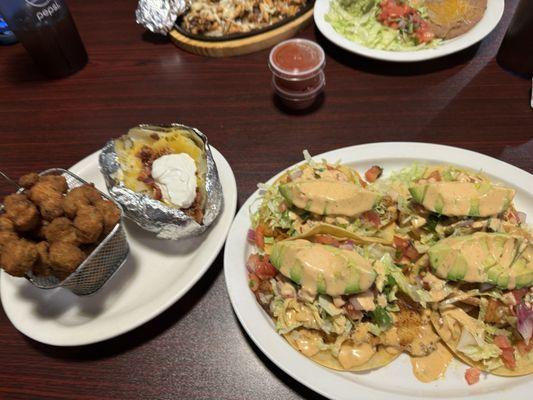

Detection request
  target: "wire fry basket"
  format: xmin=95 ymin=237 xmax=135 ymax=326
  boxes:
xmin=1 ymin=168 xmax=129 ymax=296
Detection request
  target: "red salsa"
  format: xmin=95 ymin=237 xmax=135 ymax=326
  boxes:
xmin=272 ymin=41 xmax=323 ymax=74
xmin=377 ymin=0 xmax=435 ymax=44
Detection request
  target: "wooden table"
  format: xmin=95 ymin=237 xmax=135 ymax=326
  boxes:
xmin=0 ymin=0 xmax=531 ymax=398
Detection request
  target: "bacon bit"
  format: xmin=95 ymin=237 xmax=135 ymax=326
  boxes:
xmin=484 ymin=299 xmax=508 ymax=323
xmin=494 ymin=335 xmax=512 ymax=349
xmin=358 ymin=177 xmax=368 ymax=188
xmin=465 ymin=367 xmax=481 ymax=385
xmin=427 ymin=170 xmax=442 ymax=182
xmin=365 ymin=165 xmax=383 ymax=183
xmin=150 ymin=133 xmax=160 ymax=140
xmin=517 ymin=340 xmax=533 ymax=355
xmin=313 ymin=235 xmax=340 ymax=247
xmin=393 ymin=236 xmax=420 ymax=261
xmin=255 ymin=258 xmax=277 ymax=280
xmin=255 ymin=226 xmax=265 ymax=250
xmin=248 ymin=273 xmax=260 ymax=292
xmin=278 ymin=202 xmax=288 ymax=212
xmin=501 ymin=347 xmax=516 ymax=369
xmin=153 ymin=186 xmax=162 ymax=201
xmin=362 ymin=210 xmax=381 ymax=227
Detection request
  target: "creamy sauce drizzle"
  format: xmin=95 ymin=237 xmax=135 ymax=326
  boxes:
xmin=338 ymin=342 xmax=376 ymax=369
xmin=410 ymin=342 xmax=453 ymax=383
xmin=274 ymin=240 xmax=375 ymax=296
xmin=418 ymin=182 xmax=514 ymax=217
xmin=286 ymin=180 xmax=377 ymax=217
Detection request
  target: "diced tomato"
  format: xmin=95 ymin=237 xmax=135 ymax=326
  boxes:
xmin=494 ymin=335 xmax=513 ymax=350
xmin=464 ymin=367 xmax=481 ymax=385
xmin=365 ymin=165 xmax=383 ymax=183
xmin=255 ymin=226 xmax=265 ymax=250
xmin=248 ymin=273 xmax=259 ymax=292
xmin=255 ymin=258 xmax=277 ymax=280
xmin=512 ymin=288 xmax=528 ymax=303
xmin=362 ymin=210 xmax=381 ymax=228
xmin=393 ymin=236 xmax=409 ymax=249
xmin=517 ymin=340 xmax=533 ymax=355
xmin=313 ymin=235 xmax=340 ymax=247
xmin=501 ymin=347 xmax=516 ymax=369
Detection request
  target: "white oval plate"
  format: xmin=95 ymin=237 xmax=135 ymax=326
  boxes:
xmin=0 ymin=147 xmax=237 ymax=346
xmin=314 ymin=0 xmax=504 ymax=62
xmin=224 ymin=142 xmax=533 ymax=400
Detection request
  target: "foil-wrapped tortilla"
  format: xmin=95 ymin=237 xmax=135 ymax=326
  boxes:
xmin=135 ymin=0 xmax=188 ymax=34
xmin=99 ymin=124 xmax=223 ymax=240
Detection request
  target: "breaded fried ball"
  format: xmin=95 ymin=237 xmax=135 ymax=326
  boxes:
xmin=94 ymin=199 xmax=121 ymax=235
xmin=0 ymin=239 xmax=38 ymax=277
xmin=74 ymin=205 xmax=104 ymax=244
xmin=0 ymin=215 xmax=14 ymax=231
xmin=43 ymin=217 xmax=79 ymax=245
xmin=33 ymin=241 xmax=52 ymax=276
xmin=63 ymin=185 xmax=101 ymax=218
xmin=3 ymin=193 xmax=40 ymax=232
xmin=0 ymin=230 xmax=19 ymax=253
xmin=40 ymin=175 xmax=68 ymax=194
xmin=49 ymin=241 xmax=85 ymax=280
xmin=18 ymin=173 xmax=40 ymax=189
xmin=29 ymin=180 xmax=64 ymax=221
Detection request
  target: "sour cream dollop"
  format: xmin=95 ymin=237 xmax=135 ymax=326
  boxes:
xmin=151 ymin=153 xmax=197 ymax=208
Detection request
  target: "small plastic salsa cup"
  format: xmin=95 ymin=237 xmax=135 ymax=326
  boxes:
xmin=268 ymin=38 xmax=326 ymax=109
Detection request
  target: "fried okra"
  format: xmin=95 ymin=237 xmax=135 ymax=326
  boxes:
xmin=0 ymin=215 xmax=14 ymax=232
xmin=43 ymin=217 xmax=79 ymax=245
xmin=94 ymin=199 xmax=121 ymax=235
xmin=18 ymin=172 xmax=40 ymax=189
xmin=28 ymin=178 xmax=66 ymax=221
xmin=49 ymin=242 xmax=85 ymax=280
xmin=3 ymin=194 xmax=40 ymax=232
xmin=0 ymin=239 xmax=38 ymax=277
xmin=63 ymin=184 xmax=101 ymax=218
xmin=34 ymin=241 xmax=52 ymax=276
xmin=74 ymin=205 xmax=104 ymax=244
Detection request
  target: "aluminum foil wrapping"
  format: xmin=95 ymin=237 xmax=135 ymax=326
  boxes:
xmin=135 ymin=0 xmax=187 ymax=34
xmin=99 ymin=124 xmax=224 ymax=240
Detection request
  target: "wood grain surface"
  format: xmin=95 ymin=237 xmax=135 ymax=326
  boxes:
xmin=0 ymin=0 xmax=531 ymax=399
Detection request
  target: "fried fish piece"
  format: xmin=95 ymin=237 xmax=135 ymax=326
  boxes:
xmin=63 ymin=185 xmax=102 ymax=219
xmin=3 ymin=193 xmax=40 ymax=232
xmin=74 ymin=205 xmax=104 ymax=244
xmin=43 ymin=217 xmax=79 ymax=245
xmin=94 ymin=199 xmax=121 ymax=235
xmin=29 ymin=179 xmax=65 ymax=221
xmin=0 ymin=238 xmax=38 ymax=277
xmin=49 ymin=241 xmax=85 ymax=280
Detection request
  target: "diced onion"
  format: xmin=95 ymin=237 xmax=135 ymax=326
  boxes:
xmin=517 ymin=303 xmax=533 ymax=344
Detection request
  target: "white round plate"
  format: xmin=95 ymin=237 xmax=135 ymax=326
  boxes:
xmin=224 ymin=142 xmax=533 ymax=400
xmin=0 ymin=147 xmax=237 ymax=346
xmin=314 ymin=0 xmax=504 ymax=62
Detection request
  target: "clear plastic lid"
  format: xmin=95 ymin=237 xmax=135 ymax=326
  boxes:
xmin=269 ymin=39 xmax=326 ymax=80
xmin=272 ymin=71 xmax=325 ymax=100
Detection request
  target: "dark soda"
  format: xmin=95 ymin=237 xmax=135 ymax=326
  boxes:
xmin=0 ymin=0 xmax=88 ymax=78
xmin=496 ymin=0 xmax=533 ymax=78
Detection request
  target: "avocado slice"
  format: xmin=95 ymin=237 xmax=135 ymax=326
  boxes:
xmin=279 ymin=180 xmax=379 ymax=217
xmin=269 ymin=239 xmax=376 ymax=296
xmin=409 ymin=182 xmax=515 ymax=217
xmin=428 ymin=232 xmax=533 ymax=289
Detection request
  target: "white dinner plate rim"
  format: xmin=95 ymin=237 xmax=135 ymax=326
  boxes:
xmin=313 ymin=0 xmax=505 ymax=62
xmin=0 ymin=146 xmax=237 ymax=346
xmin=224 ymin=141 xmax=532 ymax=400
